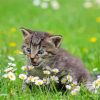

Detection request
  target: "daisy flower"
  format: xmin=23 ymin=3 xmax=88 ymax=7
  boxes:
xmin=43 ymin=70 xmax=51 ymax=75
xmin=92 ymin=79 xmax=100 ymax=89
xmin=19 ymin=74 xmax=27 ymax=80
xmin=51 ymin=0 xmax=60 ymax=10
xmin=66 ymin=85 xmax=72 ymax=90
xmin=4 ymin=67 xmax=14 ymax=73
xmin=61 ymin=78 xmax=67 ymax=84
xmin=33 ymin=0 xmax=41 ymax=6
xmin=50 ymin=75 xmax=59 ymax=83
xmin=8 ymin=63 xmax=16 ymax=67
xmin=7 ymin=72 xmax=16 ymax=81
xmin=70 ymin=86 xmax=80 ymax=95
xmin=83 ymin=1 xmax=93 ymax=8
xmin=43 ymin=78 xmax=50 ymax=85
xmin=28 ymin=66 xmax=34 ymax=70
xmin=26 ymin=76 xmax=39 ymax=83
xmin=74 ymin=86 xmax=80 ymax=92
xmin=71 ymin=81 xmax=77 ymax=87
xmin=96 ymin=0 xmax=100 ymax=5
xmin=71 ymin=89 xmax=77 ymax=95
xmin=97 ymin=75 xmax=100 ymax=79
xmin=35 ymin=79 xmax=44 ymax=85
xmin=26 ymin=76 xmax=34 ymax=83
xmin=21 ymin=66 xmax=34 ymax=71
xmin=52 ymin=68 xmax=59 ymax=74
xmin=67 ymin=75 xmax=73 ymax=82
xmin=21 ymin=66 xmax=27 ymax=71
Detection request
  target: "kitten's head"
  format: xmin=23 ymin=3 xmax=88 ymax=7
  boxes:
xmin=20 ymin=28 xmax=62 ymax=66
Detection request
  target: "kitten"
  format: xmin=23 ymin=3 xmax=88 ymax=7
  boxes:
xmin=20 ymin=28 xmax=93 ymax=91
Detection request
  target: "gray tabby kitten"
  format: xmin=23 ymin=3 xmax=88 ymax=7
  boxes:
xmin=20 ymin=28 xmax=93 ymax=91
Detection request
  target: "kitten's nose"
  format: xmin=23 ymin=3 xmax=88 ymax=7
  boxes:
xmin=31 ymin=55 xmax=39 ymax=62
xmin=30 ymin=54 xmax=35 ymax=58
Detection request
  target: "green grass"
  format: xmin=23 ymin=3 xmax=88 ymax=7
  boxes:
xmin=0 ymin=0 xmax=100 ymax=99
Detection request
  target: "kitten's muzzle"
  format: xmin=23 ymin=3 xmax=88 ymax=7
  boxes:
xmin=31 ymin=58 xmax=39 ymax=66
xmin=30 ymin=56 xmax=41 ymax=66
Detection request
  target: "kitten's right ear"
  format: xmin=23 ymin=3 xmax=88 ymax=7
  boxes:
xmin=20 ymin=27 xmax=31 ymax=37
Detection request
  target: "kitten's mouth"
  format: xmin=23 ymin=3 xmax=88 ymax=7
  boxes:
xmin=30 ymin=58 xmax=39 ymax=66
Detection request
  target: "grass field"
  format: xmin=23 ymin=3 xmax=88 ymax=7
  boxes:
xmin=0 ymin=0 xmax=100 ymax=99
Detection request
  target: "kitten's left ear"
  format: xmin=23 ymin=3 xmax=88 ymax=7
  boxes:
xmin=20 ymin=27 xmax=32 ymax=37
xmin=49 ymin=35 xmax=62 ymax=47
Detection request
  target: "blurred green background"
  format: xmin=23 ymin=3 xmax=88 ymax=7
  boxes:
xmin=0 ymin=0 xmax=100 ymax=78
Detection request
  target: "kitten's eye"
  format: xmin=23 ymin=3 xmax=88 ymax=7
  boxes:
xmin=27 ymin=48 xmax=31 ymax=53
xmin=38 ymin=49 xmax=44 ymax=54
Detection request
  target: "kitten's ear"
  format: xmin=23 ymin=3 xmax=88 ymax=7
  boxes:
xmin=20 ymin=27 xmax=32 ymax=37
xmin=49 ymin=35 xmax=62 ymax=47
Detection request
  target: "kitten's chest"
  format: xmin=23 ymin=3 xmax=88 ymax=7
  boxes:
xmin=27 ymin=68 xmax=44 ymax=78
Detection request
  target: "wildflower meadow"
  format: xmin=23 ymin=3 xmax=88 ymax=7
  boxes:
xmin=0 ymin=0 xmax=100 ymax=100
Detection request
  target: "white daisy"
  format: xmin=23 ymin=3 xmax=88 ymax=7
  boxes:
xmin=67 ymin=75 xmax=73 ymax=82
xmin=4 ymin=67 xmax=14 ymax=73
xmin=43 ymin=78 xmax=50 ymax=85
xmin=43 ymin=0 xmax=50 ymax=2
xmin=31 ymin=76 xmax=39 ymax=82
xmin=50 ymin=75 xmax=59 ymax=83
xmin=83 ymin=1 xmax=93 ymax=8
xmin=66 ymin=85 xmax=71 ymax=90
xmin=71 ymin=89 xmax=77 ymax=95
xmin=52 ymin=68 xmax=59 ymax=74
xmin=28 ymin=66 xmax=34 ymax=70
xmin=51 ymin=0 xmax=60 ymax=10
xmin=74 ymin=86 xmax=80 ymax=92
xmin=8 ymin=63 xmax=16 ymax=67
xmin=27 ymin=76 xmax=34 ymax=83
xmin=33 ymin=0 xmax=41 ymax=6
xmin=7 ymin=72 xmax=16 ymax=81
xmin=71 ymin=81 xmax=78 ymax=87
xmin=96 ymin=0 xmax=100 ymax=5
xmin=61 ymin=78 xmax=67 ymax=84
xmin=21 ymin=66 xmax=27 ymax=71
xmin=19 ymin=74 xmax=27 ymax=80
xmin=43 ymin=70 xmax=51 ymax=75
xmin=21 ymin=65 xmax=34 ymax=71
xmin=92 ymin=79 xmax=100 ymax=89
xmin=35 ymin=79 xmax=44 ymax=85
xmin=97 ymin=75 xmax=100 ymax=79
